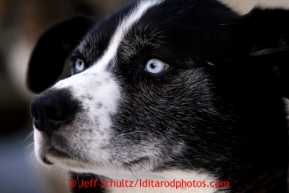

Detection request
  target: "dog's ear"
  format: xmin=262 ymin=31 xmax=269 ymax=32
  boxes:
xmin=27 ymin=16 xmax=95 ymax=93
xmin=238 ymin=8 xmax=289 ymax=97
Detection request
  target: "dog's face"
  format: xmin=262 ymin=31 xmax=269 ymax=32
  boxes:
xmin=28 ymin=0 xmax=289 ymax=191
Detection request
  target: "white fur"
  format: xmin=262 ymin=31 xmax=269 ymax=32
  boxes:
xmin=33 ymin=128 xmax=44 ymax=163
xmin=91 ymin=0 xmax=164 ymax=72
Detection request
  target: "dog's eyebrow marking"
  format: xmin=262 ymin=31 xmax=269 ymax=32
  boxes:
xmin=92 ymin=0 xmax=164 ymax=71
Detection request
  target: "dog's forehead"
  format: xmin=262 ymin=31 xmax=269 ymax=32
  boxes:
xmin=75 ymin=0 xmax=165 ymax=69
xmin=76 ymin=0 xmax=239 ymax=69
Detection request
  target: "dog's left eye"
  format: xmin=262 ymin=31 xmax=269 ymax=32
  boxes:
xmin=74 ymin=58 xmax=85 ymax=73
xmin=145 ymin=59 xmax=169 ymax=74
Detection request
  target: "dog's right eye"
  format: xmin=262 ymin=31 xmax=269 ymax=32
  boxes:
xmin=145 ymin=59 xmax=170 ymax=74
xmin=73 ymin=58 xmax=85 ymax=73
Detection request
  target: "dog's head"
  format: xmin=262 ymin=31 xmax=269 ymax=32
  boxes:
xmin=27 ymin=0 xmax=289 ymax=191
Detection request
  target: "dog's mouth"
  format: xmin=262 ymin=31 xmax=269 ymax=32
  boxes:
xmin=42 ymin=156 xmax=53 ymax=165
xmin=41 ymin=147 xmax=72 ymax=165
xmin=41 ymin=147 xmax=152 ymax=170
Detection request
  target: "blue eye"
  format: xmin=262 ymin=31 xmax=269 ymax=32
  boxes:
xmin=145 ymin=59 xmax=169 ymax=74
xmin=74 ymin=58 xmax=85 ymax=73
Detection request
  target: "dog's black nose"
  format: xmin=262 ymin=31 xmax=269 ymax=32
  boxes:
xmin=30 ymin=94 xmax=75 ymax=136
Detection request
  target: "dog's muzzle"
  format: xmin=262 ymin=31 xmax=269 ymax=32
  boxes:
xmin=30 ymin=92 xmax=76 ymax=137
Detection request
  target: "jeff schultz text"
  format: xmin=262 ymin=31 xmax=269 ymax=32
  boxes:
xmin=69 ymin=178 xmax=230 ymax=189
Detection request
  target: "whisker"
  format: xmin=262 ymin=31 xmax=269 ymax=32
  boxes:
xmin=24 ymin=142 xmax=34 ymax=150
xmin=22 ymin=131 xmax=34 ymax=144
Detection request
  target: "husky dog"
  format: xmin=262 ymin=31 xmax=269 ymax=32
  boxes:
xmin=27 ymin=0 xmax=289 ymax=192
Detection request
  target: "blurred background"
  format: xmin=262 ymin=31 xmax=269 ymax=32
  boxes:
xmin=0 ymin=0 xmax=289 ymax=193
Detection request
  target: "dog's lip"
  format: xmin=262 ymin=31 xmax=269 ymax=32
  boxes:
xmin=48 ymin=147 xmax=71 ymax=158
xmin=42 ymin=147 xmax=72 ymax=164
xmin=42 ymin=156 xmax=54 ymax=165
